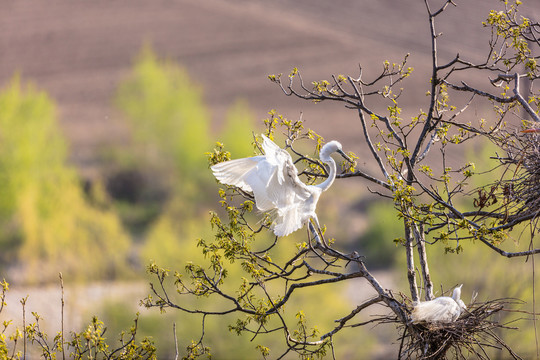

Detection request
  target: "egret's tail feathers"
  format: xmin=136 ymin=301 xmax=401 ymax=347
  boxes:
xmin=271 ymin=205 xmax=304 ymax=237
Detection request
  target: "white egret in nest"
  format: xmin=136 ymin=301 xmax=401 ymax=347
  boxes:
xmin=211 ymin=135 xmax=352 ymax=242
xmin=411 ymin=284 xmax=467 ymax=323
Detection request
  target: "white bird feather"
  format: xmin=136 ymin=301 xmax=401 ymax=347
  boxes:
xmin=411 ymin=284 xmax=467 ymax=323
xmin=211 ymin=135 xmax=350 ymax=237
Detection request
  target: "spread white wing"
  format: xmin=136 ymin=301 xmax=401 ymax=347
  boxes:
xmin=210 ymin=156 xmax=263 ymax=193
xmin=211 ymin=135 xmax=312 ymax=236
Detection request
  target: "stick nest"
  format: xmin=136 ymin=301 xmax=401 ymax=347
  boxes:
xmin=397 ymin=298 xmax=521 ymax=360
xmin=495 ymin=131 xmax=540 ymax=220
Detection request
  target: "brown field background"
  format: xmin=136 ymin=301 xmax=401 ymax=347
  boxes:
xmin=3 ymin=0 xmax=526 ymax=169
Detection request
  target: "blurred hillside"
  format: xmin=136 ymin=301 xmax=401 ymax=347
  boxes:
xmin=3 ymin=0 xmax=537 ymax=175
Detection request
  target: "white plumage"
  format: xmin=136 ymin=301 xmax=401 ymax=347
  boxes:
xmin=211 ymin=135 xmax=350 ymax=237
xmin=411 ymin=284 xmax=467 ymax=323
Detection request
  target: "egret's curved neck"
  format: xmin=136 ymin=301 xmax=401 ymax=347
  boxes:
xmin=316 ymin=156 xmax=337 ymax=191
xmin=452 ymin=288 xmax=461 ymax=302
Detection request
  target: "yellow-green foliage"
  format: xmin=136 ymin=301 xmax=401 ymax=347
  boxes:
xmin=220 ymin=99 xmax=257 ymax=158
xmin=115 ymin=46 xmax=211 ymax=184
xmin=0 ymin=77 xmax=131 ymax=282
xmin=139 ymin=211 xmax=376 ymax=358
xmin=0 ymin=280 xmax=157 ymax=359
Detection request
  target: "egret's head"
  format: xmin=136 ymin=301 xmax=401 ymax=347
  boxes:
xmin=320 ymin=140 xmax=352 ymax=163
xmin=452 ymin=284 xmax=463 ymax=302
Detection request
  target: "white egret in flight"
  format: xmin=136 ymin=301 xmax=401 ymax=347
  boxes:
xmin=211 ymin=135 xmax=352 ymax=240
xmin=411 ymin=284 xmax=467 ymax=323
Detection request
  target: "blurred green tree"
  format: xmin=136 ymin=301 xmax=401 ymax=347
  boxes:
xmin=0 ymin=77 xmax=131 ymax=283
xmin=360 ymin=201 xmax=401 ymax=268
xmin=115 ymin=46 xmax=212 ymax=191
